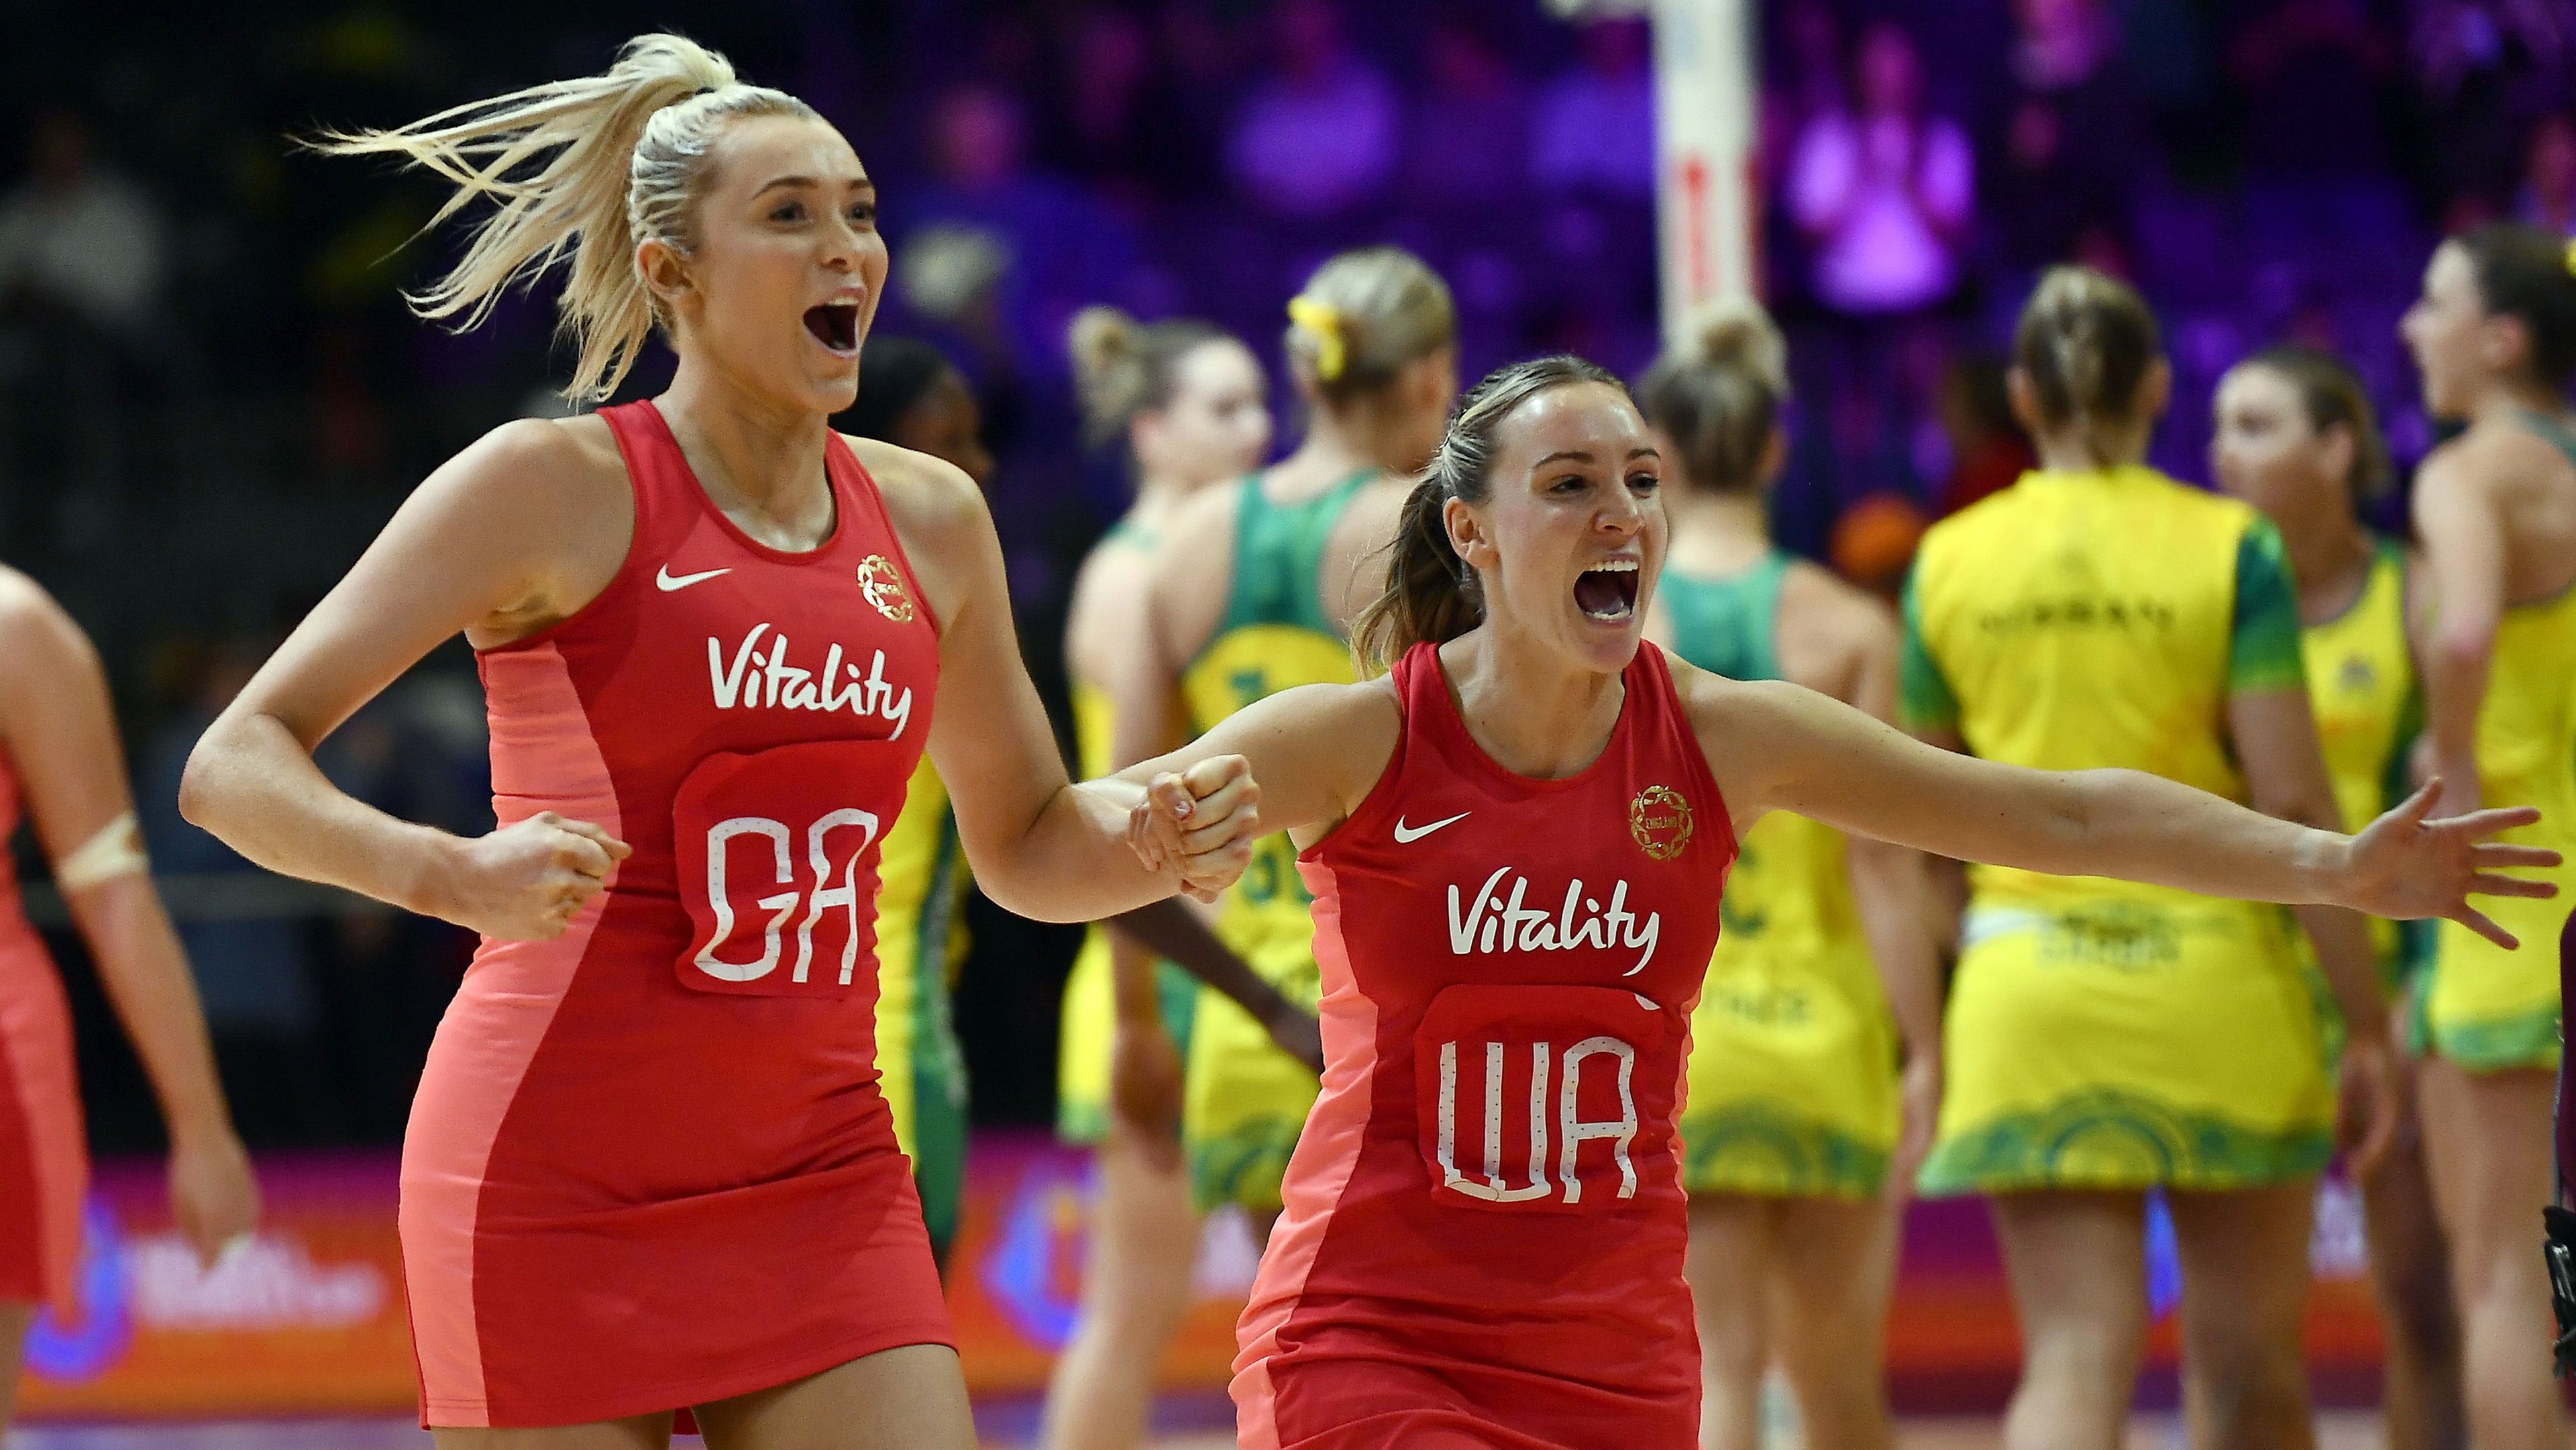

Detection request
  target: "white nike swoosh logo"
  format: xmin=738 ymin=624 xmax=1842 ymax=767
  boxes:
xmin=655 ymin=564 xmax=732 ymax=592
xmin=1391 ymin=811 xmax=1470 ymax=844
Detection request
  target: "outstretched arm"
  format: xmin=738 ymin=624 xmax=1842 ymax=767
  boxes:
xmin=1 ymin=576 xmax=256 ymax=1265
xmin=1701 ymin=674 xmax=2557 ymax=942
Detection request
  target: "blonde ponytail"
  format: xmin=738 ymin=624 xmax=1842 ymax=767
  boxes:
xmin=2010 ymin=265 xmax=2161 ymax=468
xmin=309 ymin=33 xmax=818 ymax=401
xmin=1639 ymin=297 xmax=1788 ymax=494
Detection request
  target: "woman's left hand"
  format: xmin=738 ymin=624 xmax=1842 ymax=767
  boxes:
xmin=1128 ymin=754 xmax=1260 ymax=903
xmin=168 ymin=1129 xmax=260 ymax=1270
xmin=2339 ymin=779 xmax=2559 ymax=947
xmin=1885 ymin=1051 xmax=1941 ymax=1205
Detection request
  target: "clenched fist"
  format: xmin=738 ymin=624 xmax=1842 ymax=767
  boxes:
xmin=1128 ymin=755 xmax=1260 ymax=903
xmin=435 ymin=811 xmax=633 ymax=940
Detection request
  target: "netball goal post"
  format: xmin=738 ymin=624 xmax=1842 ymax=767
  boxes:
xmin=1545 ymin=0 xmax=1760 ymax=346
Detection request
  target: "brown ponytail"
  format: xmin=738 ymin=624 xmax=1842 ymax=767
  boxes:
xmin=1350 ymin=354 xmax=1624 ymax=672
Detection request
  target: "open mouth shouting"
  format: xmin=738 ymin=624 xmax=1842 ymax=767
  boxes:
xmin=1574 ymin=558 xmax=1641 ymax=622
xmin=803 ymin=299 xmax=862 ymax=358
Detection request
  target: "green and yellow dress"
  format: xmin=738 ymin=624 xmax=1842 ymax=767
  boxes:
xmin=2417 ymin=414 xmax=2576 ymax=1070
xmin=1175 ymin=470 xmax=1373 ymax=1213
xmin=2301 ymin=538 xmax=2427 ymax=1029
xmin=1057 ymin=540 xmax=1201 ymax=1145
xmin=874 ymin=753 xmax=973 ymax=1257
xmin=1903 ymin=464 xmax=2334 ymax=1194
xmin=1664 ymin=550 xmax=1902 ymax=1198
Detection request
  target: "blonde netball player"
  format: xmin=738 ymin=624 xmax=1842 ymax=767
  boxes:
xmin=178 ymin=36 xmax=1253 ymax=1446
xmin=2400 ymin=221 xmax=2576 ymax=1450
xmin=1044 ymin=305 xmax=1302 ymax=1450
xmin=0 ymin=570 xmax=258 ymax=1429
xmin=1904 ymin=267 xmax=2412 ymax=1450
xmin=1111 ymin=248 xmax=1457 ymax=1239
xmin=1638 ymin=302 xmax=1939 ymax=1450
xmin=2211 ymin=344 xmax=2462 ymax=1450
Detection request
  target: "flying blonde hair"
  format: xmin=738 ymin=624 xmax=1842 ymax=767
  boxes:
xmin=309 ymin=34 xmax=820 ymax=401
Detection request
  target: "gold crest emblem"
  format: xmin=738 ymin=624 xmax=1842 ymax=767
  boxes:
xmin=1629 ymin=784 xmax=1693 ymax=861
xmin=856 ymin=555 xmax=915 ymax=623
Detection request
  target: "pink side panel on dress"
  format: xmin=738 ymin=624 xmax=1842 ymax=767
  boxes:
xmin=1232 ymin=864 xmax=1379 ymax=1450
xmin=0 ymin=745 xmax=87 ymax=1315
xmin=0 ymin=949 xmax=86 ymax=1315
xmin=400 ymin=643 xmax=621 ymax=1427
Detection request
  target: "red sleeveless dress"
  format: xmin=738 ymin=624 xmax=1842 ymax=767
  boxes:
xmin=1234 ymin=640 xmax=1734 ymax=1449
xmin=404 ymin=401 xmax=950 ymax=1428
xmin=0 ymin=747 xmax=84 ymax=1316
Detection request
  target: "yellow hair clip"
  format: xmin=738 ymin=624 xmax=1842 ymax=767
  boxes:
xmin=2565 ymin=237 xmax=2576 ymax=276
xmin=1287 ymin=295 xmax=1348 ymax=383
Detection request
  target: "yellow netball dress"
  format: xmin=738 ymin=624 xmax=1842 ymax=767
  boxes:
xmin=1176 ymin=470 xmax=1373 ymax=1213
xmin=1057 ymin=529 xmax=1201 ymax=1146
xmin=1903 ymin=465 xmax=2335 ymax=1194
xmin=2418 ymin=413 xmax=2576 ymax=1070
xmin=874 ymin=754 xmax=973 ymax=1257
xmin=1663 ymin=551 xmax=1902 ymax=1198
xmin=2302 ymin=538 xmax=2425 ymax=1002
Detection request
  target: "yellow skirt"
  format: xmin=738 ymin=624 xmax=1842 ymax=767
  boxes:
xmin=1056 ymin=927 xmax=1201 ymax=1144
xmin=2416 ymin=804 xmax=2570 ymax=1072
xmin=1679 ymin=939 xmax=1899 ymax=1200
xmin=1920 ymin=895 xmax=2334 ymax=1195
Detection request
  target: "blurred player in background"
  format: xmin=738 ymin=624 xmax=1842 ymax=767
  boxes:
xmin=2211 ymin=344 xmax=2463 ymax=1450
xmin=2400 ymin=221 xmax=2576 ymax=1450
xmin=1638 ymin=300 xmax=1939 ymax=1450
xmin=839 ymin=335 xmax=993 ymax=1267
xmin=1110 ymin=248 xmax=1458 ymax=1243
xmin=1902 ymin=266 xmax=2404 ymax=1450
xmin=0 ymin=568 xmax=258 ymax=1430
xmin=1046 ymin=306 xmax=1322 ymax=1449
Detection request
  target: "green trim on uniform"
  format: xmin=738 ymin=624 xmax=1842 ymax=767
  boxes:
xmin=1897 ymin=564 xmax=1959 ymax=733
xmin=2420 ymin=1000 xmax=2565 ymax=1072
xmin=1660 ymin=550 xmax=1790 ymax=682
xmin=1186 ymin=1115 xmax=1307 ymax=1214
xmin=1681 ymin=1100 xmax=1890 ymax=1200
xmin=908 ymin=810 xmax=971 ymax=1260
xmin=1915 ymin=1086 xmax=2334 ymax=1196
xmin=2518 ymin=407 xmax=2576 ymax=471
xmin=2229 ymin=519 xmax=2306 ymax=695
xmin=1216 ymin=470 xmax=1379 ymax=637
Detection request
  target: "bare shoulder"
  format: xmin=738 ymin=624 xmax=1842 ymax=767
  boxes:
xmin=844 ymin=434 xmax=989 ymax=544
xmin=0 ymin=567 xmax=91 ymax=685
xmin=1322 ymin=474 xmax=1414 ymax=630
xmin=1783 ymin=560 xmax=1897 ymax=646
xmin=1778 ymin=559 xmax=1898 ymax=698
xmin=1147 ymin=480 xmax=1248 ymax=658
xmin=439 ymin=413 xmax=628 ymax=522
xmin=1064 ymin=527 xmax=1157 ymax=684
xmin=2417 ymin=423 xmax=2540 ymax=502
xmin=1671 ymin=652 xmax=1807 ymax=739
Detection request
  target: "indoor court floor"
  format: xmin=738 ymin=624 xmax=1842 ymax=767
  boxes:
xmin=6 ymin=1411 xmax=2390 ymax=1448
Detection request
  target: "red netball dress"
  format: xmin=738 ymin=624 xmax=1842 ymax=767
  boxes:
xmin=1234 ymin=639 xmax=1734 ymax=1450
xmin=403 ymin=401 xmax=950 ymax=1428
xmin=0 ymin=748 xmax=85 ymax=1317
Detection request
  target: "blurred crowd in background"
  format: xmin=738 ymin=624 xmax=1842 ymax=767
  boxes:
xmin=4 ymin=0 xmax=2574 ymax=1151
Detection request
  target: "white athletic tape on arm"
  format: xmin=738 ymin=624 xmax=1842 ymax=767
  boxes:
xmin=56 ymin=812 xmax=148 ymax=891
